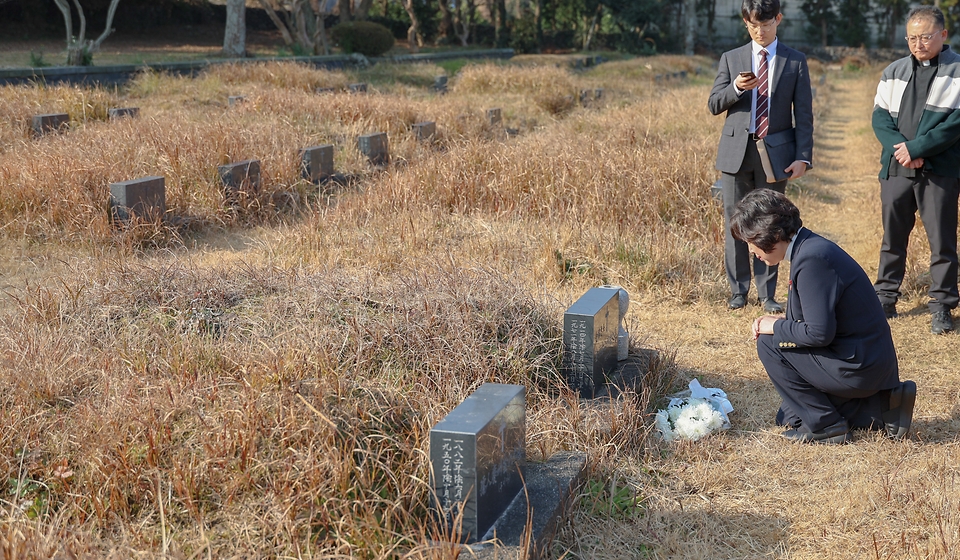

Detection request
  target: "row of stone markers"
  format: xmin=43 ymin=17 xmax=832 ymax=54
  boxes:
xmin=31 ymin=99 xmax=509 ymax=223
xmin=31 ymin=107 xmax=139 ymax=138
xmin=427 ymin=286 xmax=629 ymax=556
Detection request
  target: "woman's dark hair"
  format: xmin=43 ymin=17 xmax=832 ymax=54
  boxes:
xmin=730 ymin=189 xmax=802 ymax=252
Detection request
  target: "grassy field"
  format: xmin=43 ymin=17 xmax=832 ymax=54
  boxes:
xmin=0 ymin=51 xmax=958 ymax=559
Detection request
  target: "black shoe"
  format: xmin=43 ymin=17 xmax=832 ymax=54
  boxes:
xmin=728 ymin=294 xmax=747 ymax=310
xmin=931 ymin=310 xmax=954 ymax=334
xmin=881 ymin=302 xmax=898 ymax=319
xmin=882 ymin=380 xmax=916 ymax=440
xmin=781 ymin=419 xmax=851 ymax=444
xmin=760 ymin=297 xmax=783 ymax=314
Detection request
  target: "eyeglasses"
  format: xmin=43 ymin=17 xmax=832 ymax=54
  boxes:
xmin=745 ymin=20 xmax=777 ymax=32
xmin=905 ymin=33 xmax=940 ymax=45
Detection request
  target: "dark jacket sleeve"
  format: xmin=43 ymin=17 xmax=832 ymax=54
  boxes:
xmin=772 ymin=254 xmax=840 ymax=348
xmin=708 ymin=51 xmax=745 ymax=116
xmin=792 ymin=53 xmax=814 ymax=164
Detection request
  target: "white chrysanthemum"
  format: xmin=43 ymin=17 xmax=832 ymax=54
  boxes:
xmin=655 ymin=409 xmax=676 ymax=441
xmin=673 ymin=400 xmax=724 ymax=441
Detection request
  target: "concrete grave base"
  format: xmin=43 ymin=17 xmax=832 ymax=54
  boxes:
xmin=467 ymin=451 xmax=587 ymax=560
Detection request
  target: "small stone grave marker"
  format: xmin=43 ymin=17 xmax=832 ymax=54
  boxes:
xmin=412 ymin=121 xmax=436 ymax=142
xmin=228 ymin=95 xmax=246 ymax=106
xmin=109 ymin=176 xmax=165 ymax=223
xmin=108 ymin=107 xmax=139 ymax=120
xmin=563 ymin=286 xmax=620 ymax=397
xmin=316 ymin=87 xmax=336 ymax=94
xmin=434 ymin=75 xmax=448 ymax=93
xmin=357 ymin=132 xmax=389 ymax=167
xmin=348 ymin=83 xmax=368 ymax=93
xmin=430 ymin=383 xmax=525 ymax=544
xmin=300 ymin=144 xmax=334 ymax=183
xmin=218 ymin=159 xmax=261 ymax=200
xmin=486 ymin=108 xmax=502 ymax=127
xmin=31 ymin=113 xmax=69 ymax=137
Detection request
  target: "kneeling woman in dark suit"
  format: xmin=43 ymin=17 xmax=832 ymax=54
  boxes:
xmin=731 ymin=189 xmax=915 ymax=443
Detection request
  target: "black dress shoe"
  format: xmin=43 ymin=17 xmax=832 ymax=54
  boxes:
xmin=882 ymin=380 xmax=916 ymax=440
xmin=781 ymin=419 xmax=851 ymax=444
xmin=760 ymin=297 xmax=783 ymax=314
xmin=931 ymin=310 xmax=954 ymax=334
xmin=728 ymin=294 xmax=747 ymax=309
xmin=881 ymin=302 xmax=898 ymax=319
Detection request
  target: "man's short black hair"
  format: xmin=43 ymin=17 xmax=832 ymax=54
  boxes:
xmin=730 ymin=189 xmax=802 ymax=252
xmin=741 ymin=0 xmax=781 ymax=22
xmin=907 ymin=5 xmax=945 ymax=30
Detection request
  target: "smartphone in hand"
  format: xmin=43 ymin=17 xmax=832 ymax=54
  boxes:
xmin=739 ymin=71 xmax=756 ymax=79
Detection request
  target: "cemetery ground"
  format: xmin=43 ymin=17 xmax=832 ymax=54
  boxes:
xmin=0 ymin=50 xmax=958 ymax=558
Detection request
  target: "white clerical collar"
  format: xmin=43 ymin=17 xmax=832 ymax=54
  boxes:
xmin=785 ymin=227 xmax=803 ymax=262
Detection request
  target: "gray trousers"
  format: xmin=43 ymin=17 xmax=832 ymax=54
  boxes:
xmin=875 ymin=172 xmax=960 ymax=312
xmin=721 ymin=138 xmax=788 ymax=299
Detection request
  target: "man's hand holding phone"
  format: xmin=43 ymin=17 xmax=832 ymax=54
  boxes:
xmin=735 ymin=70 xmax=758 ymax=90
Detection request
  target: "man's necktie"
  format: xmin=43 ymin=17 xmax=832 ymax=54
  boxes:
xmin=756 ymin=49 xmax=769 ymax=138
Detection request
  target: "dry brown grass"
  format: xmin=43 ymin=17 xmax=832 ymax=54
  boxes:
xmin=2 ymin=56 xmax=956 ymax=560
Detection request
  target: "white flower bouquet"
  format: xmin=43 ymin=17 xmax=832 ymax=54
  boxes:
xmin=655 ymin=379 xmax=733 ymax=442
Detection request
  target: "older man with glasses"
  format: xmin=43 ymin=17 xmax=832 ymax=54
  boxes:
xmin=873 ymin=5 xmax=960 ymax=334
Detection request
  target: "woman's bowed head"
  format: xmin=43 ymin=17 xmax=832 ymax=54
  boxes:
xmin=730 ymin=188 xmax=801 ymax=268
xmin=731 ymin=189 xmax=798 ymax=340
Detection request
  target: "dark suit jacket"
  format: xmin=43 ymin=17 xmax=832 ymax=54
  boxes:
xmin=771 ymin=229 xmax=899 ymax=391
xmin=708 ymin=41 xmax=814 ymax=181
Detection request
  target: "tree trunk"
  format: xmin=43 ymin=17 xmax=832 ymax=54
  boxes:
xmin=223 ymin=0 xmax=247 ymax=57
xmin=54 ymin=0 xmax=122 ymax=66
xmin=684 ymin=0 xmax=696 ymax=55
xmin=401 ymin=0 xmax=421 ymax=52
xmin=355 ymin=0 xmax=374 ymax=20
xmin=534 ymin=0 xmax=542 ymax=53
xmin=583 ymin=4 xmax=601 ymax=50
xmin=437 ymin=0 xmax=453 ymax=44
xmin=454 ymin=0 xmax=472 ymax=46
xmin=338 ymin=0 xmax=352 ymax=22
xmin=258 ymin=0 xmax=296 ymax=46
xmin=495 ymin=0 xmax=507 ymax=47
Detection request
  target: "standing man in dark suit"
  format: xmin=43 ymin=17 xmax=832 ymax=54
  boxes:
xmin=872 ymin=6 xmax=960 ymax=335
xmin=708 ymin=0 xmax=814 ymax=313
xmin=732 ymin=189 xmax=915 ymax=444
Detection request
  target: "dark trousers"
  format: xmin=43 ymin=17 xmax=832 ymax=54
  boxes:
xmin=875 ymin=173 xmax=960 ymax=312
xmin=757 ymin=335 xmax=897 ymax=432
xmin=722 ymin=139 xmax=788 ymax=299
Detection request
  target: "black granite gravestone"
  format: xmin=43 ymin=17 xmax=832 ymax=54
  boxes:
xmin=300 ymin=144 xmax=334 ymax=183
xmin=218 ymin=159 xmax=261 ymax=200
xmin=31 ymin=113 xmax=69 ymax=137
xmin=108 ymin=107 xmax=139 ymax=120
xmin=430 ymin=383 xmax=525 ymax=544
xmin=563 ymin=286 xmax=619 ymax=397
xmin=109 ymin=176 xmax=165 ymax=223
xmin=413 ymin=121 xmax=436 ymax=142
xmin=228 ymin=95 xmax=246 ymax=106
xmin=434 ymin=75 xmax=448 ymax=93
xmin=357 ymin=132 xmax=389 ymax=167
xmin=486 ymin=108 xmax=502 ymax=126
xmin=348 ymin=83 xmax=368 ymax=93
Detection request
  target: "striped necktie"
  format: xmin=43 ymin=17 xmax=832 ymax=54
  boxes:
xmin=756 ymin=49 xmax=769 ymax=138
